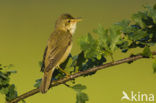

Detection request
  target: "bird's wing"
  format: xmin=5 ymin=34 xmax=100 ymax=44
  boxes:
xmin=44 ymin=30 xmax=72 ymax=72
xmin=41 ymin=46 xmax=48 ymax=72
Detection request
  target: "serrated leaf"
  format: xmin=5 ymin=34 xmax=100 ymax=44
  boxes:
xmin=34 ymin=79 xmax=41 ymax=88
xmin=142 ymin=46 xmax=152 ymax=58
xmin=0 ymin=78 xmax=9 ymax=85
xmin=132 ymin=11 xmax=147 ymax=28
xmin=128 ymin=30 xmax=148 ymax=41
xmin=76 ymin=51 xmax=86 ymax=67
xmin=146 ymin=5 xmax=156 ymax=24
xmin=114 ymin=19 xmax=130 ymax=33
xmin=6 ymin=84 xmax=17 ymax=101
xmin=0 ymin=71 xmax=7 ymax=79
xmin=109 ymin=27 xmax=121 ymax=51
xmin=79 ymin=33 xmax=98 ymax=59
xmin=115 ymin=19 xmax=130 ymax=27
xmin=71 ymin=51 xmax=86 ymax=71
xmin=76 ymin=92 xmax=89 ymax=103
xmin=0 ymin=87 xmax=9 ymax=94
xmin=72 ymin=84 xmax=87 ymax=92
xmin=97 ymin=54 xmax=101 ymax=60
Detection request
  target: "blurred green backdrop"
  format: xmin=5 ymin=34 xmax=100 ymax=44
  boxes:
xmin=0 ymin=0 xmax=156 ymax=103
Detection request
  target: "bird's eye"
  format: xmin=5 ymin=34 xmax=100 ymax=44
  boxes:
xmin=67 ymin=20 xmax=70 ymax=23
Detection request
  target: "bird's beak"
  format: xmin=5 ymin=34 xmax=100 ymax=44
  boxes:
xmin=71 ymin=17 xmax=82 ymax=22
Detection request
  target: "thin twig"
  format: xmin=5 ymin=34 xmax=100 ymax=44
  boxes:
xmin=63 ymin=83 xmax=72 ymax=88
xmin=8 ymin=51 xmax=156 ymax=103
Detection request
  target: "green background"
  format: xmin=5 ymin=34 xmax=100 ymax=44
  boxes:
xmin=0 ymin=0 xmax=156 ymax=103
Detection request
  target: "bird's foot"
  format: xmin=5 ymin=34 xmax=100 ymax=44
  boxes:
xmin=57 ymin=66 xmax=70 ymax=77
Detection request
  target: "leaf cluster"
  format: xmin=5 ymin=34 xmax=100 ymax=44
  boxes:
xmin=0 ymin=64 xmax=18 ymax=101
xmin=72 ymin=84 xmax=89 ymax=103
xmin=35 ymin=5 xmax=156 ymax=86
xmin=78 ymin=5 xmax=156 ymax=72
xmin=34 ymin=4 xmax=156 ymax=103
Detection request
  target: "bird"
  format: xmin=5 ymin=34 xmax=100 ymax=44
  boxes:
xmin=40 ymin=13 xmax=81 ymax=93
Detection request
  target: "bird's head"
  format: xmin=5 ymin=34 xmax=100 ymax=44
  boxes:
xmin=55 ymin=13 xmax=82 ymax=34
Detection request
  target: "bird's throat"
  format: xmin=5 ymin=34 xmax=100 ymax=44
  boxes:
xmin=68 ymin=23 xmax=77 ymax=35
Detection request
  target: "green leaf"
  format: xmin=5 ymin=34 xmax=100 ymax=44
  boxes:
xmin=0 ymin=87 xmax=9 ymax=94
xmin=72 ymin=84 xmax=87 ymax=92
xmin=128 ymin=30 xmax=148 ymax=41
xmin=109 ymin=27 xmax=121 ymax=51
xmin=76 ymin=51 xmax=86 ymax=67
xmin=115 ymin=19 xmax=130 ymax=27
xmin=97 ymin=54 xmax=101 ymax=60
xmin=0 ymin=78 xmax=9 ymax=85
xmin=146 ymin=5 xmax=156 ymax=24
xmin=114 ymin=19 xmax=130 ymax=33
xmin=72 ymin=84 xmax=89 ymax=103
xmin=132 ymin=11 xmax=147 ymax=28
xmin=76 ymin=92 xmax=89 ymax=103
xmin=153 ymin=60 xmax=156 ymax=73
xmin=0 ymin=71 xmax=8 ymax=79
xmin=6 ymin=84 xmax=18 ymax=101
xmin=93 ymin=24 xmax=106 ymax=36
xmin=0 ymin=64 xmax=18 ymax=102
xmin=79 ymin=33 xmax=98 ymax=59
xmin=71 ymin=51 xmax=86 ymax=71
xmin=34 ymin=79 xmax=41 ymax=88
xmin=142 ymin=46 xmax=152 ymax=58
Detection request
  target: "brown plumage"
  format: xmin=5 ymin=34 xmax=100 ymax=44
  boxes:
xmin=40 ymin=13 xmax=81 ymax=93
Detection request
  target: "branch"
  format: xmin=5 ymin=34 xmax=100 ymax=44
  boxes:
xmin=9 ymin=51 xmax=156 ymax=103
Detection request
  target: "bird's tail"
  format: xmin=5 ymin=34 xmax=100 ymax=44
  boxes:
xmin=40 ymin=69 xmax=55 ymax=93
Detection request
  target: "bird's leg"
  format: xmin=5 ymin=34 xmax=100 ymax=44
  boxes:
xmin=57 ymin=66 xmax=70 ymax=76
